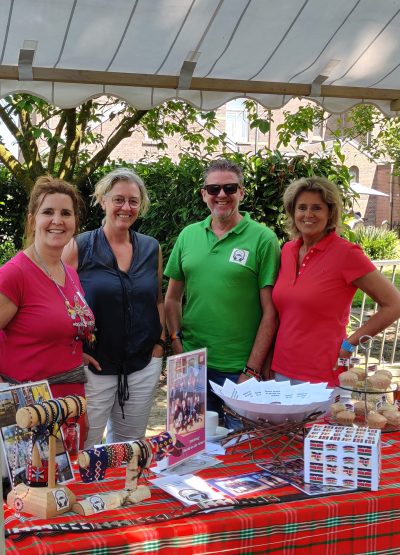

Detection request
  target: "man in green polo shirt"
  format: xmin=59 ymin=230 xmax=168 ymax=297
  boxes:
xmin=165 ymin=159 xmax=280 ymax=422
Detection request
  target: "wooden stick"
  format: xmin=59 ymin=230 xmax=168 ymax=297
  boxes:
xmin=31 ymin=443 xmax=41 ymax=467
xmin=47 ymin=436 xmax=56 ymax=488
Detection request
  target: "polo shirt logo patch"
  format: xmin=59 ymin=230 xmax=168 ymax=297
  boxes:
xmin=229 ymin=248 xmax=249 ymax=266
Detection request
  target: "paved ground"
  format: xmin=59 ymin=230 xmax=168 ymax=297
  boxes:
xmin=145 ymin=377 xmax=167 ymax=437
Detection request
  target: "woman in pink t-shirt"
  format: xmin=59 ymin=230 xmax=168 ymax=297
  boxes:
xmin=0 ymin=176 xmax=95 ymax=438
xmin=271 ymin=176 xmax=400 ymax=386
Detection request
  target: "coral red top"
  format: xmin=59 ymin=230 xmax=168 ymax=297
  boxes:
xmin=272 ymin=232 xmax=375 ymax=386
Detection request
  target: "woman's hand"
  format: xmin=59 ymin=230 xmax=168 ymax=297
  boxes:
xmin=171 ymin=338 xmax=183 ymax=355
xmin=152 ymin=344 xmax=164 ymax=358
xmin=333 ymin=349 xmax=351 ymax=371
xmin=83 ymin=353 xmax=101 ymax=371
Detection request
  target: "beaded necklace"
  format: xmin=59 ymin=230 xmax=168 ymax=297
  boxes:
xmin=32 ymin=246 xmax=95 ymax=347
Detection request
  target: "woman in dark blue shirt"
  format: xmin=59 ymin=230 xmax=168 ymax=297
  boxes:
xmin=63 ymin=168 xmax=165 ymax=448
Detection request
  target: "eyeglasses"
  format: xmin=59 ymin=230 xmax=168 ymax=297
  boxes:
xmin=202 ymin=183 xmax=240 ymax=195
xmin=105 ymin=195 xmax=140 ymax=208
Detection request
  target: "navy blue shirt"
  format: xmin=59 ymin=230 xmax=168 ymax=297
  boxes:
xmin=76 ymin=227 xmax=162 ymax=376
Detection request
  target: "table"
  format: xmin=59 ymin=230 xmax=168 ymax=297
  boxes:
xmin=4 ymin=434 xmax=400 ymax=555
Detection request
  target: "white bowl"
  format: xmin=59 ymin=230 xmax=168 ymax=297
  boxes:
xmin=223 ymin=396 xmax=333 ymax=425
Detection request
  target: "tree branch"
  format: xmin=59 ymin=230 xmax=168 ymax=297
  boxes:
xmin=0 ymin=103 xmax=33 ymax=168
xmin=59 ymin=101 xmax=94 ymax=182
xmin=18 ymin=108 xmax=45 ymax=178
xmin=0 ymin=143 xmax=34 ymax=191
xmin=47 ymin=111 xmax=67 ymax=174
xmin=58 ymin=108 xmax=77 ymax=178
xmin=74 ymin=109 xmax=147 ymax=187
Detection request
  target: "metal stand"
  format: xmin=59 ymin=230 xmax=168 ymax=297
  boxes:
xmin=221 ymin=406 xmax=325 ymax=461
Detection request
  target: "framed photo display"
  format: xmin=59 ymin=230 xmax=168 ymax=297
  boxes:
xmin=165 ymin=348 xmax=207 ymax=469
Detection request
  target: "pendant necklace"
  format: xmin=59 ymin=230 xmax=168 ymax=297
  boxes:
xmin=31 ymin=245 xmax=95 ymax=346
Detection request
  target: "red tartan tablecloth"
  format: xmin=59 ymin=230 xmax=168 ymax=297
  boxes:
xmin=4 ymin=434 xmax=400 ymax=555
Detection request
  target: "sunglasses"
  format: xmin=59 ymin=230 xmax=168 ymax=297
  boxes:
xmin=202 ymin=183 xmax=240 ymax=195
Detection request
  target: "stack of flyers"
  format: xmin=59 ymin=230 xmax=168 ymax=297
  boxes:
xmin=258 ymin=457 xmax=357 ymax=496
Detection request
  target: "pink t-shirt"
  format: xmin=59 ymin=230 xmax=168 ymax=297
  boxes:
xmin=271 ymin=233 xmax=376 ymax=386
xmin=0 ymin=251 xmax=86 ymax=385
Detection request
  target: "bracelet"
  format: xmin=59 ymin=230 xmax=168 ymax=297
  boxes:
xmin=155 ymin=338 xmax=167 ymax=350
xmin=242 ymin=365 xmax=261 ymax=381
xmin=170 ymin=331 xmax=183 ymax=342
xmin=341 ymin=339 xmax=356 ymax=353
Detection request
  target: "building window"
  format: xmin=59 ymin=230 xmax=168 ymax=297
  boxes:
xmin=313 ymin=120 xmax=324 ymax=138
xmin=225 ymin=99 xmax=249 ymax=143
xmin=349 ymin=166 xmax=359 ymax=182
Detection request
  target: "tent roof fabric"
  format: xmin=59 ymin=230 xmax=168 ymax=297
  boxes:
xmin=2 ymin=0 xmax=400 ymax=113
xmin=350 ymin=182 xmax=389 ymax=197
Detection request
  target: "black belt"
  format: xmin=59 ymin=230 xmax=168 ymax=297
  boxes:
xmin=5 ymin=489 xmax=358 ymax=540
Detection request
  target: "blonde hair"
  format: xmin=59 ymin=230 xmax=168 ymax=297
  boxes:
xmin=93 ymin=168 xmax=150 ymax=216
xmin=24 ymin=175 xmax=82 ymax=246
xmin=283 ymin=176 xmax=342 ymax=239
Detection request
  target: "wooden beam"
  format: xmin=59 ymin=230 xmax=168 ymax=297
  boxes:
xmin=390 ymin=98 xmax=400 ymax=111
xmin=0 ymin=64 xmax=400 ymax=103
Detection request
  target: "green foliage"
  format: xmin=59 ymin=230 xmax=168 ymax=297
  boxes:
xmin=350 ymin=225 xmax=400 ymax=260
xmin=244 ymin=100 xmax=271 ymax=134
xmin=141 ymin=101 xmax=224 ymax=156
xmin=136 ymin=149 xmax=352 ymax=259
xmin=0 ymin=149 xmax=355 ymax=262
xmin=0 ymin=239 xmax=17 ymax=265
xmin=343 ymin=105 xmax=400 ymax=174
xmin=135 ymin=155 xmax=207 ymax=259
xmin=276 ymin=106 xmax=325 ymax=148
xmin=0 ymin=94 xmax=229 ymax=191
xmin=0 ymin=166 xmax=28 ymax=249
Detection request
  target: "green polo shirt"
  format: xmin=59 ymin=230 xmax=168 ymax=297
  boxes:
xmin=165 ymin=212 xmax=280 ymax=372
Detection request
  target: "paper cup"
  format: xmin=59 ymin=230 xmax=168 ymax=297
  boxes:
xmin=205 ymin=411 xmax=218 ymax=436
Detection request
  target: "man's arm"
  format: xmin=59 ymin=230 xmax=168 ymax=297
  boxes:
xmin=238 ymin=286 xmax=278 ymax=383
xmin=152 ymin=246 xmax=166 ymax=358
xmin=165 ymin=278 xmax=185 ymax=354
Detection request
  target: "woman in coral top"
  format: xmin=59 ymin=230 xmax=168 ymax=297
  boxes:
xmin=0 ymin=176 xmax=95 ymax=401
xmin=271 ymin=176 xmax=400 ymax=386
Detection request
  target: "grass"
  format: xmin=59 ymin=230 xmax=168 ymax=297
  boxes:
xmin=352 ymin=266 xmax=400 ymax=308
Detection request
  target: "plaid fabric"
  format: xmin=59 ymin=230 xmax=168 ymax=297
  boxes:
xmin=4 ymin=435 xmax=400 ymax=554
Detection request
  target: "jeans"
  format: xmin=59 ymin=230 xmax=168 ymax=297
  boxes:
xmin=207 ymin=367 xmax=243 ymax=431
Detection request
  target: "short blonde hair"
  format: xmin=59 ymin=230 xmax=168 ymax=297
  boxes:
xmin=283 ymin=176 xmax=342 ymax=238
xmin=93 ymin=168 xmax=150 ymax=216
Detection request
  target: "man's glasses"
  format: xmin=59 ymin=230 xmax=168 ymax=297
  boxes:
xmin=202 ymin=183 xmax=240 ymax=195
xmin=106 ymin=195 xmax=140 ymax=208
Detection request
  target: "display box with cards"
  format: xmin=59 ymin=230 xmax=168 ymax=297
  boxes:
xmin=304 ymin=424 xmax=381 ymax=491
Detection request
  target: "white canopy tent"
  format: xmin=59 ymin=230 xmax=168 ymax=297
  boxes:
xmin=2 ymin=2 xmax=400 ymax=545
xmin=350 ymin=182 xmax=390 ymax=197
xmin=1 ymin=0 xmax=400 ymax=114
